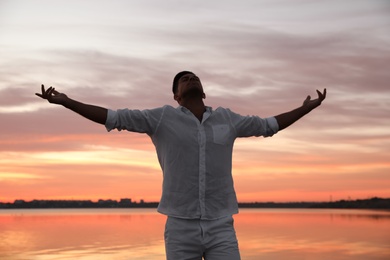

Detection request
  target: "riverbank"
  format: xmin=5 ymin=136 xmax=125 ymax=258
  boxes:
xmin=1 ymin=197 xmax=389 ymax=209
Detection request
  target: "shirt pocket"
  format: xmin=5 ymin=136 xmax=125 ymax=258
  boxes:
xmin=212 ymin=124 xmax=230 ymax=145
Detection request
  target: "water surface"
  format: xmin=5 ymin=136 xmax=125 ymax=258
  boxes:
xmin=0 ymin=208 xmax=389 ymax=259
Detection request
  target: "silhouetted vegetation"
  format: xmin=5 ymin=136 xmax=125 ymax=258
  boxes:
xmin=0 ymin=198 xmax=158 ymax=209
xmin=309 ymin=197 xmax=390 ymax=210
xmin=239 ymin=197 xmax=390 ymax=210
xmin=0 ymin=197 xmax=389 ymax=209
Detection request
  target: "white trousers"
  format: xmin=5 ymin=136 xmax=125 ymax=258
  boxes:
xmin=164 ymin=215 xmax=241 ymax=260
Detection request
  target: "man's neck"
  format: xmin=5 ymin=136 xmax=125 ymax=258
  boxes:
xmin=181 ymin=98 xmax=206 ymax=122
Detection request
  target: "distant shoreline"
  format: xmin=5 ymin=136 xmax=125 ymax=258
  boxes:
xmin=1 ymin=197 xmax=389 ymax=210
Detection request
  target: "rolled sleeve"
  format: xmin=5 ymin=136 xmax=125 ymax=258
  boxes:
xmin=227 ymin=108 xmax=279 ymax=138
xmin=105 ymin=109 xmax=117 ymax=132
xmin=104 ymin=107 xmax=164 ymax=134
xmin=264 ymin=116 xmax=279 ymax=136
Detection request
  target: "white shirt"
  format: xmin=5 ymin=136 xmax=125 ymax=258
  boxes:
xmin=105 ymin=105 xmax=279 ymax=220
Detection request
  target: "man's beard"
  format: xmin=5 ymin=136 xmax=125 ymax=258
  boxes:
xmin=181 ymin=87 xmax=204 ymax=99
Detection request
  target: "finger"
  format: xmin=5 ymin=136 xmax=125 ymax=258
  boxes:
xmin=36 ymin=87 xmax=48 ymax=99
xmin=303 ymin=95 xmax=311 ymax=105
xmin=316 ymin=89 xmax=325 ymax=100
xmin=47 ymin=87 xmax=54 ymax=96
xmin=51 ymin=87 xmax=59 ymax=96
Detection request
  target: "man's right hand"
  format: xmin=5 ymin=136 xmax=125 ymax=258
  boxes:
xmin=35 ymin=84 xmax=68 ymax=105
xmin=35 ymin=84 xmax=107 ymax=124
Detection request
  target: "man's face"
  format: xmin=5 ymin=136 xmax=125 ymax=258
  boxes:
xmin=174 ymin=73 xmax=205 ymax=102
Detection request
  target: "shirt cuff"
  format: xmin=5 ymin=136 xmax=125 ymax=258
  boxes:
xmin=105 ymin=109 xmax=116 ymax=132
xmin=266 ymin=116 xmax=279 ymax=135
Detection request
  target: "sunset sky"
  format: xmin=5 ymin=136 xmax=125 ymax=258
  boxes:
xmin=1 ymin=0 xmax=389 ymax=203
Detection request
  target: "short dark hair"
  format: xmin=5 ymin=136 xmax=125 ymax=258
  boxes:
xmin=172 ymin=71 xmax=194 ymax=94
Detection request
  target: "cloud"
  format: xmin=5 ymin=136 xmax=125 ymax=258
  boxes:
xmin=1 ymin=23 xmax=389 ymax=161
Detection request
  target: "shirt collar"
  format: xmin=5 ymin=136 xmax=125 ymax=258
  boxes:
xmin=177 ymin=105 xmax=213 ymax=114
xmin=177 ymin=106 xmax=212 ymax=123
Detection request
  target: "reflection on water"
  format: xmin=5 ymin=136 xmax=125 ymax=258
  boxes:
xmin=0 ymin=208 xmax=389 ymax=260
xmin=0 ymin=209 xmax=166 ymax=260
xmin=235 ymin=209 xmax=390 ymax=260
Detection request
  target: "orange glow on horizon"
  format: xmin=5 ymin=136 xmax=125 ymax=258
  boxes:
xmin=1 ymin=132 xmax=389 ymax=203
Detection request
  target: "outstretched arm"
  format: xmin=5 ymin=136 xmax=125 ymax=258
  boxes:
xmin=36 ymin=85 xmax=108 ymax=125
xmin=275 ymin=89 xmax=326 ymax=131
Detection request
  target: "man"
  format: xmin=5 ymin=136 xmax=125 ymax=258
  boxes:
xmin=36 ymin=71 xmax=326 ymax=259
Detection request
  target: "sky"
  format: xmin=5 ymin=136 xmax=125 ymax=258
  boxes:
xmin=1 ymin=0 xmax=389 ymax=203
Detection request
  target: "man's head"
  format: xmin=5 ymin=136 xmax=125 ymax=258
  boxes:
xmin=172 ymin=71 xmax=205 ymax=104
xmin=172 ymin=71 xmax=194 ymax=94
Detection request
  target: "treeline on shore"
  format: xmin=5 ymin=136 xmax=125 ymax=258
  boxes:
xmin=238 ymin=197 xmax=390 ymax=209
xmin=0 ymin=198 xmax=158 ymax=209
xmin=1 ymin=197 xmax=389 ymax=209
